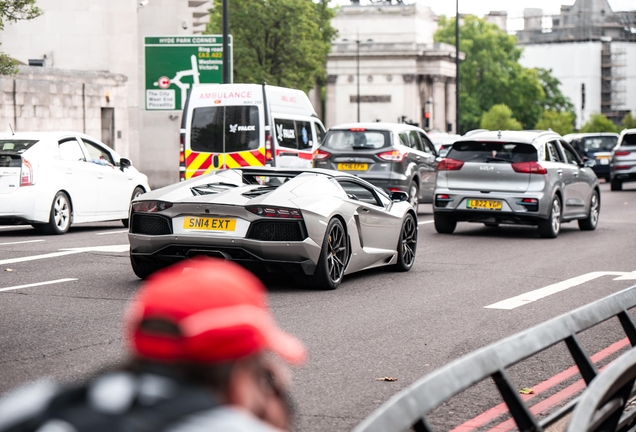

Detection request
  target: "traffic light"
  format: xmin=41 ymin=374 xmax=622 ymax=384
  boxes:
xmin=424 ymin=111 xmax=431 ymax=130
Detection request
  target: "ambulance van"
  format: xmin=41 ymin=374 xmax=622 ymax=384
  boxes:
xmin=179 ymin=83 xmax=326 ymax=180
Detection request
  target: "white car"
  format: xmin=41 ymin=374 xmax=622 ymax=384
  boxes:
xmin=0 ymin=132 xmax=150 ymax=234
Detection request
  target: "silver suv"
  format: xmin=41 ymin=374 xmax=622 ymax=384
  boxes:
xmin=433 ymin=130 xmax=600 ymax=238
xmin=610 ymin=128 xmax=636 ymax=191
xmin=312 ymin=123 xmax=438 ymax=208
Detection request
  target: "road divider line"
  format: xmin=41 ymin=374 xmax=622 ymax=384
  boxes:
xmin=0 ymin=244 xmax=129 ymax=266
xmin=0 ymin=278 xmax=78 ymax=293
xmin=418 ymin=220 xmax=434 ymax=225
xmin=96 ymin=230 xmax=129 ymax=236
xmin=0 ymin=240 xmax=45 ymax=246
xmin=484 ymin=271 xmax=636 ymax=310
xmin=451 ymin=338 xmax=630 ymax=431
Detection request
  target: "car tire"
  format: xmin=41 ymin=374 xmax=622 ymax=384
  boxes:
xmin=578 ymin=190 xmax=599 ymax=231
xmin=122 ymin=186 xmax=145 ymax=228
xmin=434 ymin=213 xmax=456 ymax=234
xmin=299 ymin=218 xmax=348 ymax=290
xmin=41 ymin=192 xmax=72 ymax=235
xmin=130 ymin=254 xmax=165 ymax=279
xmin=538 ymin=196 xmax=562 ymax=239
xmin=611 ymin=178 xmax=622 ymax=191
xmin=391 ymin=213 xmax=417 ymax=272
xmin=409 ymin=181 xmax=419 ymax=210
xmin=484 ymin=222 xmax=499 ymax=228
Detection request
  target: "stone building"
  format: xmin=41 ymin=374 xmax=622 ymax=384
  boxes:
xmin=516 ymin=0 xmax=636 ymax=127
xmin=326 ymin=1 xmax=461 ymax=133
xmin=0 ymin=0 xmax=211 ymax=188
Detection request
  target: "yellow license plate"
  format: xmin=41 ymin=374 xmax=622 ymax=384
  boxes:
xmin=183 ymin=217 xmax=236 ymax=231
xmin=467 ymin=199 xmax=502 ymax=210
xmin=337 ymin=163 xmax=368 ymax=171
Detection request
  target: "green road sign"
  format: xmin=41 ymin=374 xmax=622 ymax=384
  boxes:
xmin=144 ymin=35 xmax=233 ymax=111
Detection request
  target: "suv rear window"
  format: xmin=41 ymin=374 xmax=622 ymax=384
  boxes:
xmin=622 ymin=133 xmax=636 ymax=147
xmin=323 ymin=130 xmax=390 ymax=150
xmin=0 ymin=139 xmax=38 ymax=154
xmin=582 ymin=136 xmax=617 ymax=152
xmin=191 ymin=106 xmax=260 ymax=153
xmin=447 ymin=141 xmax=538 ymax=163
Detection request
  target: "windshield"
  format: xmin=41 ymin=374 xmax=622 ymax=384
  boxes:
xmin=323 ymin=130 xmax=390 ymax=150
xmin=447 ymin=141 xmax=538 ymax=163
xmin=0 ymin=139 xmax=38 ymax=154
xmin=190 ymin=105 xmax=260 ymax=153
xmin=582 ymin=136 xmax=617 ymax=152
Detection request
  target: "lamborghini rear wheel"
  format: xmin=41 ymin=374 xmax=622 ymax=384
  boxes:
xmin=300 ymin=218 xmax=348 ymax=290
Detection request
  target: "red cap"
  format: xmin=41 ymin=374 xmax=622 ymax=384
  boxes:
xmin=125 ymin=258 xmax=306 ymax=366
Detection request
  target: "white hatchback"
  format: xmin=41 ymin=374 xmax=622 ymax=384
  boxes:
xmin=0 ymin=132 xmax=150 ymax=234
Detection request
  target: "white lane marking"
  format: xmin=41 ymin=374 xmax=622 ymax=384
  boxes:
xmin=418 ymin=220 xmax=434 ymax=225
xmin=0 ymin=240 xmax=45 ymax=246
xmin=96 ymin=230 xmax=129 ymax=236
xmin=0 ymin=278 xmax=78 ymax=293
xmin=0 ymin=244 xmax=129 ymax=266
xmin=485 ymin=271 xmax=636 ymax=310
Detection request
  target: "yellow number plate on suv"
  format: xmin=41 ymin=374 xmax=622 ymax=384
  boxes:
xmin=183 ymin=217 xmax=236 ymax=231
xmin=467 ymin=199 xmax=502 ymax=210
xmin=337 ymin=163 xmax=368 ymax=171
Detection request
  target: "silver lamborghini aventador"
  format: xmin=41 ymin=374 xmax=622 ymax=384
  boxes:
xmin=128 ymin=168 xmax=418 ymax=290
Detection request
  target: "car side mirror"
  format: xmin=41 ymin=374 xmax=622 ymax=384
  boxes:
xmin=120 ymin=158 xmax=132 ymax=171
xmin=583 ymin=159 xmax=596 ymax=168
xmin=390 ymin=191 xmax=409 ymax=202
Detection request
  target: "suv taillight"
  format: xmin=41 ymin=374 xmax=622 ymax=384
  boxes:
xmin=179 ymin=133 xmax=186 ymax=182
xmin=437 ymin=158 xmax=464 ymax=171
xmin=313 ymin=149 xmax=330 ymax=160
xmin=265 ymin=132 xmax=274 ymax=162
xmin=511 ymin=161 xmax=547 ymax=175
xmin=614 ymin=150 xmax=631 ymax=156
xmin=21 ymin=159 xmax=34 ymax=186
xmin=377 ymin=150 xmax=406 ymax=162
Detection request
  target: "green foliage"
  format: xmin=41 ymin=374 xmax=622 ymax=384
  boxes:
xmin=535 ymin=110 xmax=575 ymax=135
xmin=0 ymin=0 xmax=42 ymax=75
xmin=622 ymin=112 xmax=636 ymax=129
xmin=580 ymin=114 xmax=618 ymax=133
xmin=206 ymin=0 xmax=336 ymax=92
xmin=435 ymin=16 xmax=572 ymax=133
xmin=537 ymin=68 xmax=574 ymax=114
xmin=480 ymin=104 xmax=522 ymax=131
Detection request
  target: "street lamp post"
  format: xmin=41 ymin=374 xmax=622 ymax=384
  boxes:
xmin=343 ymin=38 xmax=373 ymax=122
xmin=222 ymin=0 xmax=229 ymax=84
xmin=455 ymin=0 xmax=460 ymax=134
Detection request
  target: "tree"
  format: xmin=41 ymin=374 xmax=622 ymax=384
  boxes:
xmin=206 ymin=0 xmax=336 ymax=92
xmin=580 ymin=114 xmax=618 ymax=133
xmin=535 ymin=110 xmax=575 ymax=135
xmin=480 ymin=104 xmax=522 ymax=131
xmin=622 ymin=112 xmax=636 ymax=129
xmin=435 ymin=16 xmax=572 ymax=132
xmin=0 ymin=0 xmax=42 ymax=75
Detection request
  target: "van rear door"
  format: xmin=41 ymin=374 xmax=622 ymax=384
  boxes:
xmin=273 ymin=117 xmax=316 ymax=168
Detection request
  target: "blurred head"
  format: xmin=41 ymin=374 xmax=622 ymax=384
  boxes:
xmin=123 ymin=258 xmax=306 ymax=428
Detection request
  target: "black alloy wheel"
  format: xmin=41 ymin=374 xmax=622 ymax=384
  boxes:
xmin=299 ymin=218 xmax=349 ymax=290
xmin=392 ymin=213 xmax=417 ymax=272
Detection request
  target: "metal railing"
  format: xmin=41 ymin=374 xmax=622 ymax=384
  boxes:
xmin=567 ymin=347 xmax=636 ymax=432
xmin=353 ymin=286 xmax=636 ymax=432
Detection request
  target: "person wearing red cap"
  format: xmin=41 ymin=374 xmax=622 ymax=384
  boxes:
xmin=0 ymin=258 xmax=307 ymax=432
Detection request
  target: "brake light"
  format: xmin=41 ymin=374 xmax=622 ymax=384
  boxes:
xmin=615 ymin=151 xmax=631 ymax=156
xmin=521 ymin=198 xmax=538 ymax=204
xmin=378 ymin=150 xmax=406 ymax=162
xmin=132 ymin=201 xmax=173 ymax=213
xmin=247 ymin=206 xmax=302 ymax=219
xmin=179 ymin=133 xmax=185 ymax=182
xmin=20 ymin=159 xmax=34 ymax=186
xmin=265 ymin=132 xmax=274 ymax=162
xmin=613 ymin=165 xmax=630 ymax=171
xmin=349 ymin=128 xmax=367 ymax=132
xmin=511 ymin=161 xmax=547 ymax=175
xmin=437 ymin=158 xmax=464 ymax=171
xmin=313 ymin=148 xmax=330 ymax=160
xmin=436 ymin=194 xmax=452 ymax=201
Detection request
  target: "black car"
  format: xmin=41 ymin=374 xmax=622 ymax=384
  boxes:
xmin=563 ymin=133 xmax=619 ymax=181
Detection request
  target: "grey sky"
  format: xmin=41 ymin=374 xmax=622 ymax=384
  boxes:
xmin=335 ymin=1 xmax=635 ymax=31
